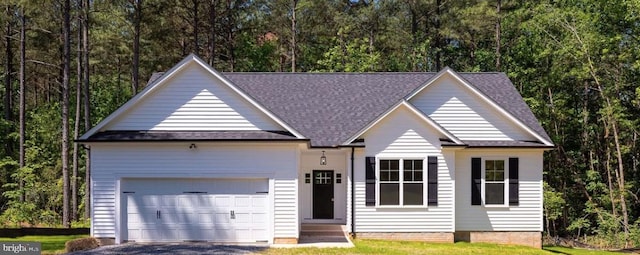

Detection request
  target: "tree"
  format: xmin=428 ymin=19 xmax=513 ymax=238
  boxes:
xmin=18 ymin=4 xmax=26 ymax=203
xmin=130 ymin=0 xmax=142 ymax=94
xmin=61 ymin=0 xmax=72 ymax=228
xmin=82 ymin=0 xmax=91 ymax=220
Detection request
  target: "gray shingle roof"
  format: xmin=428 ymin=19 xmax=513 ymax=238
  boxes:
xmin=138 ymin=70 xmax=552 ymax=147
xmin=224 ymin=72 xmax=551 ymax=147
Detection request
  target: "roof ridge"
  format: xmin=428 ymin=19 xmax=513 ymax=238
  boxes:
xmin=221 ymin=71 xmax=505 ymax=75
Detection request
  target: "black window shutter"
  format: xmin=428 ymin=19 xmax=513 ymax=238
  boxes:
xmin=427 ymin=156 xmax=438 ymax=206
xmin=365 ymin=157 xmax=376 ymax=206
xmin=509 ymin=157 xmax=519 ymax=205
xmin=471 ymin=158 xmax=482 ymax=205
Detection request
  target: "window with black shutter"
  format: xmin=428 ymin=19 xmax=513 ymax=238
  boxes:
xmin=471 ymin=157 xmax=519 ymax=206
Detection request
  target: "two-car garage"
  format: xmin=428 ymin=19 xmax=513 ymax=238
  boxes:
xmin=121 ymin=178 xmax=269 ymax=243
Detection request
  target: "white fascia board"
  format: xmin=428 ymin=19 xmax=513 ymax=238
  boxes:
xmin=342 ymin=100 xmax=463 ymax=145
xmin=406 ymin=68 xmax=553 ymax=146
xmin=80 ymin=54 xmax=305 ymax=140
xmin=189 ymin=56 xmax=305 ymax=139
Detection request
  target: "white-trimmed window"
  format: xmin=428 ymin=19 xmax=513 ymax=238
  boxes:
xmin=471 ymin=157 xmax=519 ymax=206
xmin=484 ymin=159 xmax=506 ymax=205
xmin=378 ymin=159 xmax=424 ymax=206
xmin=364 ymin=156 xmax=438 ymax=207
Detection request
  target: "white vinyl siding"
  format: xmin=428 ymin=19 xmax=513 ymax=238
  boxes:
xmin=410 ymin=75 xmax=535 ymax=141
xmin=355 ymin=105 xmax=454 ymax=232
xmin=90 ymin=143 xmax=299 ymax=242
xmin=105 ymin=63 xmax=281 ymax=131
xmin=455 ymin=150 xmax=543 ymax=231
xmin=273 ymin=178 xmax=298 ymax=238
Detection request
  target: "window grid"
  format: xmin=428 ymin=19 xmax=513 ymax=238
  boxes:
xmin=379 ymin=159 xmax=424 ymax=206
xmin=484 ymin=159 xmax=506 ymax=205
xmin=315 ymin=172 xmax=332 ymax=184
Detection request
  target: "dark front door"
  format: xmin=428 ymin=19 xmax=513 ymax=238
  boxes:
xmin=313 ymin=170 xmax=334 ymax=219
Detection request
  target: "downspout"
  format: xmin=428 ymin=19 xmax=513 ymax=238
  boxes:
xmin=350 ymin=147 xmax=356 ymax=237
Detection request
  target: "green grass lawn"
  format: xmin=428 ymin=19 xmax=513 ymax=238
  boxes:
xmin=0 ymin=236 xmax=631 ymax=255
xmin=260 ymin=239 xmax=631 ymax=255
xmin=0 ymin=235 xmax=88 ymax=254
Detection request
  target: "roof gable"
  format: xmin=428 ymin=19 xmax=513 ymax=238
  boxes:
xmin=406 ymin=68 xmax=553 ymax=146
xmin=80 ymin=55 xmax=303 ymax=140
xmin=357 ymin=101 xmax=459 ymax=156
xmin=344 ymin=101 xmax=463 ymax=146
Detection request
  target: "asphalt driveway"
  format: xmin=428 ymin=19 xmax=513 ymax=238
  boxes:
xmin=66 ymin=243 xmax=269 ymax=255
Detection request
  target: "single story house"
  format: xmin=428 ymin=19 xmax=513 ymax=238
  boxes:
xmin=78 ymin=54 xmax=553 ymax=248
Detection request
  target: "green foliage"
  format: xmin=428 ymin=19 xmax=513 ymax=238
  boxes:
xmin=543 ymin=182 xmax=565 ymax=222
xmin=316 ymin=37 xmax=380 ymax=72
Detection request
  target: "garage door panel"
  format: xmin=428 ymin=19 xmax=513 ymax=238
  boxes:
xmin=215 ymin=211 xmax=231 ymax=224
xmin=234 ymin=212 xmax=251 ymax=223
xmin=216 ymin=196 xmax=232 ymax=206
xmin=234 ymin=196 xmax=251 ymax=207
xmin=124 ymin=178 xmax=269 ymax=243
xmin=178 ymin=195 xmax=200 ymax=207
xmin=198 ymin=212 xmax=214 ymax=224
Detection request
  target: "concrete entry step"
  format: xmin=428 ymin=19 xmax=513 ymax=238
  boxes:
xmin=300 ymin=224 xmax=347 ymax=237
xmin=298 ymin=224 xmax=352 ymax=247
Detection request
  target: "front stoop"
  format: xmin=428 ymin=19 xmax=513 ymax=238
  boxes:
xmin=287 ymin=224 xmax=353 ymax=248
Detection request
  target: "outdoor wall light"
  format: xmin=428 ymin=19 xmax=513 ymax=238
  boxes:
xmin=189 ymin=143 xmax=197 ymax=150
xmin=320 ymin=150 xmax=327 ymax=165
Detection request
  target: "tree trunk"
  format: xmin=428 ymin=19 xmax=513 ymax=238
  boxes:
xmin=226 ymin=0 xmax=235 ymax=72
xmin=62 ymin=0 xmax=72 ymax=228
xmin=291 ymin=0 xmax=298 ymax=72
xmin=83 ymin=0 xmax=91 ymax=220
xmin=18 ymin=8 xmax=26 ymax=203
xmin=193 ymin=0 xmax=199 ymax=55
xmin=132 ymin=0 xmax=142 ymax=94
xmin=494 ymin=0 xmax=501 ymax=71
xmin=208 ymin=0 xmax=216 ymax=66
xmin=4 ymin=5 xmax=13 ymax=123
xmin=410 ymin=0 xmax=418 ymax=71
xmin=72 ymin=2 xmax=83 ymax=221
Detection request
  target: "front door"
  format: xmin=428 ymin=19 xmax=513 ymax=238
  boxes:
xmin=312 ymin=170 xmax=334 ymax=219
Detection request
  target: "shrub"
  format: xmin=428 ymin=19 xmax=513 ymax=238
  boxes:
xmin=65 ymin=237 xmax=99 ymax=252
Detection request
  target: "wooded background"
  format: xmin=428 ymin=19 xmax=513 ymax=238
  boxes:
xmin=1 ymin=0 xmax=639 ymax=248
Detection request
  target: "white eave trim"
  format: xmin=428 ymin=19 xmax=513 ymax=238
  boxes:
xmin=80 ymin=54 xmax=305 ymax=140
xmin=405 ymin=68 xmax=554 ymax=146
xmin=342 ymin=100 xmax=463 ymax=146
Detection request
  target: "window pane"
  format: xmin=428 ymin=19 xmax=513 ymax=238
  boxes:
xmin=380 ymin=160 xmax=389 ymax=170
xmin=390 ymin=160 xmax=399 ymax=170
xmin=390 ymin=170 xmax=399 ymax=181
xmin=486 ymin=160 xmax=494 ymax=170
xmin=380 ymin=171 xmax=389 ymax=181
xmin=414 ymin=160 xmax=423 ymax=170
xmin=380 ymin=183 xmax=399 ymax=205
xmin=404 ymin=160 xmax=412 ymax=170
xmin=495 ymin=170 xmax=504 ymax=181
xmin=404 ymin=171 xmax=413 ymax=182
xmin=485 ymin=170 xmax=493 ymax=181
xmin=485 ymin=183 xmax=504 ymax=204
xmin=496 ymin=160 xmax=504 ymax=170
xmin=414 ymin=171 xmax=423 ymax=181
xmin=403 ymin=183 xmax=423 ymax=205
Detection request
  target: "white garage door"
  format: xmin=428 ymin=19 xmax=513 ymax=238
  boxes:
xmin=123 ymin=179 xmax=269 ymax=243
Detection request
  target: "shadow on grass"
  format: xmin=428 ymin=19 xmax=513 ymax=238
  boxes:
xmin=543 ymin=246 xmax=571 ymax=254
